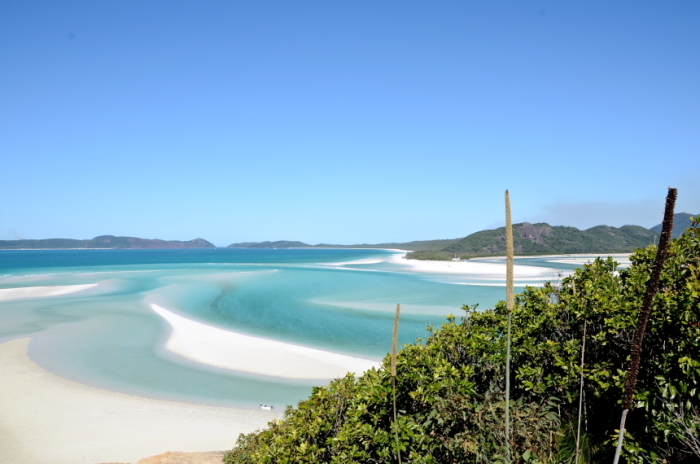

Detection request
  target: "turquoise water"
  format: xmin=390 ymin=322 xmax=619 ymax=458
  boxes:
xmin=0 ymin=248 xmax=580 ymax=409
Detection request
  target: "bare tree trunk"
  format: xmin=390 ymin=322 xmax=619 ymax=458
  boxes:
xmin=505 ymin=190 xmax=514 ymax=463
xmin=576 ymin=320 xmax=587 ymax=463
xmin=612 ymin=187 xmax=677 ymax=464
xmin=392 ymin=304 xmax=402 ymax=464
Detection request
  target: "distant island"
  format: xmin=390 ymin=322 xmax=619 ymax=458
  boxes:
xmin=227 ymin=239 xmax=463 ymax=251
xmin=0 ymin=235 xmax=216 ymax=250
xmin=2 ymin=214 xmax=694 ymax=255
xmin=227 ymin=213 xmax=696 ymax=260
xmin=228 ymin=240 xmax=312 ymax=249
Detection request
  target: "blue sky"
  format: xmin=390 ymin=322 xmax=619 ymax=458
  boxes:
xmin=1 ymin=1 xmax=698 ymax=246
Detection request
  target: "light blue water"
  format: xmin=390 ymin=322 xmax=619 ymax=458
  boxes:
xmin=0 ymin=248 xmax=587 ymax=409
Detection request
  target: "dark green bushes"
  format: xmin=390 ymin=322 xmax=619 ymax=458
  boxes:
xmin=405 ymin=251 xmax=455 ymax=261
xmin=225 ymin=220 xmax=700 ymax=464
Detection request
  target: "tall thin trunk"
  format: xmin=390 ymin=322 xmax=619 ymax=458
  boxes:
xmin=505 ymin=190 xmax=514 ymax=462
xmin=392 ymin=304 xmax=402 ymax=464
xmin=575 ymin=320 xmax=587 ymax=463
xmin=612 ymin=187 xmax=677 ymax=464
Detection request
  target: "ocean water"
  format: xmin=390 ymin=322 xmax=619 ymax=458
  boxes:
xmin=0 ymin=248 xmax=600 ymax=409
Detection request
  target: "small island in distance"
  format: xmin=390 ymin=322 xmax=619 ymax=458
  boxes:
xmin=0 ymin=235 xmax=216 ymax=250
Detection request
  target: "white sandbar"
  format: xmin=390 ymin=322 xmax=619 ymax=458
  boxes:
xmin=0 ymin=284 xmax=98 ymax=302
xmin=0 ymin=338 xmax=279 ymax=464
xmin=152 ymin=304 xmax=380 ymax=380
xmin=328 ymin=258 xmax=386 ymax=266
xmin=544 ymin=253 xmax=631 ymax=267
xmin=388 ymin=253 xmax=558 ymax=281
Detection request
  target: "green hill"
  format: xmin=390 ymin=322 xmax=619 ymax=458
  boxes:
xmin=440 ymin=222 xmax=659 ymax=257
xmin=0 ymin=235 xmax=216 ymax=249
xmin=226 ymin=221 xmax=665 ymax=257
xmin=650 ymin=212 xmax=697 ymax=238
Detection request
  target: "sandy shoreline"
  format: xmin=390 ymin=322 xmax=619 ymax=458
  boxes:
xmin=0 ymin=338 xmax=279 ymax=464
xmin=0 ymin=251 xmax=615 ymax=463
xmin=0 ymin=283 xmax=98 ymax=301
xmin=387 ymin=251 xmax=632 ymax=282
xmin=459 ymin=252 xmax=631 ymax=260
xmin=387 ymin=252 xmax=560 ymax=282
xmin=152 ymin=304 xmax=380 ymax=380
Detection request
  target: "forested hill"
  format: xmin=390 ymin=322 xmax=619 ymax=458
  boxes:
xmin=650 ymin=212 xmax=697 ymax=238
xmin=0 ymin=235 xmax=216 ymax=249
xmin=442 ymin=222 xmax=659 ymax=256
xmin=227 ymin=223 xmax=660 ymax=257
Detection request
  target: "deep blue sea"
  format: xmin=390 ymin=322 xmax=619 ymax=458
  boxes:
xmin=0 ymin=248 xmax=600 ymax=409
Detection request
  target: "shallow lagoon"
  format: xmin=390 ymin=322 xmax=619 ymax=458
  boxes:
xmin=0 ymin=248 xmax=603 ymax=409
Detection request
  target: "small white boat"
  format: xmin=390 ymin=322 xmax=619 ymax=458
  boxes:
xmin=259 ymin=404 xmax=274 ymax=411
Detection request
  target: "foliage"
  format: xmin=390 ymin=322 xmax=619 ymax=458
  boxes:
xmin=405 ymin=251 xmax=455 ymax=261
xmin=224 ymin=219 xmax=700 ymax=463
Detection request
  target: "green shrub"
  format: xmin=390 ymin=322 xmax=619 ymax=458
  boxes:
xmin=225 ymin=219 xmax=700 ymax=463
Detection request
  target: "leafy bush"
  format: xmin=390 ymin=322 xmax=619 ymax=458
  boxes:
xmin=405 ymin=251 xmax=455 ymax=261
xmin=225 ymin=220 xmax=700 ymax=464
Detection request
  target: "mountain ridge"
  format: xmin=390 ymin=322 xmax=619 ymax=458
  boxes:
xmin=650 ymin=212 xmax=696 ymax=238
xmin=440 ymin=222 xmax=659 ymax=256
xmin=4 ymin=214 xmax=695 ymax=253
xmin=225 ymin=218 xmax=700 ymax=258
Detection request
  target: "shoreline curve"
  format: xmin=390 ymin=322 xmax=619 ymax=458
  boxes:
xmin=151 ymin=304 xmax=380 ymax=380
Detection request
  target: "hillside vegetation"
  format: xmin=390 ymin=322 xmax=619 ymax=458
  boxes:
xmin=0 ymin=235 xmax=215 ymax=249
xmin=650 ymin=212 xmax=697 ymax=238
xmin=227 ymin=217 xmax=700 ymax=258
xmin=224 ymin=219 xmax=700 ymax=463
xmin=442 ymin=223 xmax=659 ymax=256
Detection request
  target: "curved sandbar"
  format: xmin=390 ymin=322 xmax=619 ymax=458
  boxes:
xmin=152 ymin=304 xmax=380 ymax=380
xmin=388 ymin=253 xmax=559 ymax=284
xmin=0 ymin=283 xmax=98 ymax=301
xmin=0 ymin=338 xmax=278 ymax=464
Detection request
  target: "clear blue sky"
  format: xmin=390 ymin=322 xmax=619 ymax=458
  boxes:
xmin=1 ymin=1 xmax=698 ymax=246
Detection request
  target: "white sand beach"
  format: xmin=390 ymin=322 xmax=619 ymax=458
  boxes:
xmin=0 ymin=283 xmax=98 ymax=301
xmin=152 ymin=304 xmax=380 ymax=380
xmin=388 ymin=253 xmax=560 ymax=282
xmin=542 ymin=253 xmax=632 ymax=267
xmin=328 ymin=258 xmax=386 ymax=266
xmin=0 ymin=338 xmax=279 ymax=464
